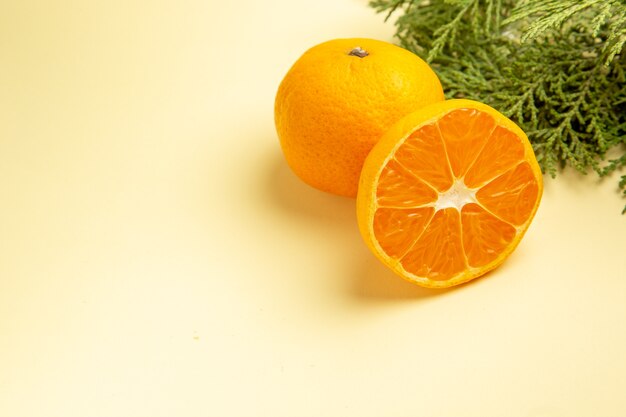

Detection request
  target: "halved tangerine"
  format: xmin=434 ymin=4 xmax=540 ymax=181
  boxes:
xmin=356 ymin=99 xmax=543 ymax=288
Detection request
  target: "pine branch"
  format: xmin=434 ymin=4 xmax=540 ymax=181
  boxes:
xmin=506 ymin=0 xmax=626 ymax=65
xmin=369 ymin=0 xmax=626 ymax=213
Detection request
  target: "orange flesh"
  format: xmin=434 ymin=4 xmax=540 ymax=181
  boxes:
xmin=400 ymin=208 xmax=466 ymax=280
xmin=437 ymin=108 xmax=495 ymax=178
xmin=373 ymin=108 xmax=539 ymax=281
xmin=394 ymin=123 xmax=454 ymax=191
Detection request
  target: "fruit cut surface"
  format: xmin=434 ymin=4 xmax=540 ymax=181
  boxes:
xmin=357 ymin=99 xmax=543 ymax=288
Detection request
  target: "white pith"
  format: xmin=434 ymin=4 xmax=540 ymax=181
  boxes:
xmin=434 ymin=178 xmax=477 ymax=212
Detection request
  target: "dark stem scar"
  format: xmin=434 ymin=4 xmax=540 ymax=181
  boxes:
xmin=348 ymin=47 xmax=369 ymax=58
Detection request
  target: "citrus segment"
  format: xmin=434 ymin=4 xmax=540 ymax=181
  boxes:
xmin=476 ymin=162 xmax=539 ymax=226
xmin=373 ymin=207 xmax=434 ymax=259
xmin=438 ymin=108 xmax=496 ymax=178
xmin=394 ymin=123 xmax=454 ymax=192
xmin=376 ymin=160 xmax=438 ymax=207
xmin=461 ymin=203 xmax=516 ymax=268
xmin=464 ymin=125 xmax=526 ymax=188
xmin=400 ymin=208 xmax=466 ymax=280
xmin=357 ymin=99 xmax=543 ymax=288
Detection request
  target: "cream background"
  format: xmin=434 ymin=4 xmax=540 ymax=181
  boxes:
xmin=1 ymin=1 xmax=625 ymax=416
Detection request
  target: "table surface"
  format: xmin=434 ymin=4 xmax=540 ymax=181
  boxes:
xmin=2 ymin=1 xmax=626 ymax=416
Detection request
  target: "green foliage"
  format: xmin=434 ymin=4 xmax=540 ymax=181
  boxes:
xmin=506 ymin=0 xmax=626 ymax=65
xmin=370 ymin=0 xmax=626 ymax=212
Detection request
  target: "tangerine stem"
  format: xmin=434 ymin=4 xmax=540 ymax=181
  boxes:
xmin=348 ymin=47 xmax=369 ymax=58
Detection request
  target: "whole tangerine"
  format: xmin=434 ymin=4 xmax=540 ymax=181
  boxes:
xmin=275 ymin=38 xmax=444 ymax=197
